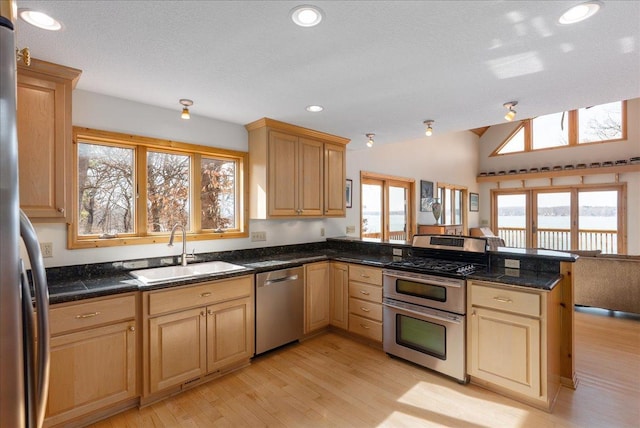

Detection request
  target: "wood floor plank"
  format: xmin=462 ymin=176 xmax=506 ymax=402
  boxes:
xmin=86 ymin=308 xmax=639 ymax=428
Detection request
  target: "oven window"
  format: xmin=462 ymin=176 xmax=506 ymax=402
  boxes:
xmin=396 ymin=314 xmax=446 ymax=360
xmin=396 ymin=279 xmax=446 ymax=302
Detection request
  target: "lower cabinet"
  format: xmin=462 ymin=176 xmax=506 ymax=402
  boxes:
xmin=467 ymin=280 xmax=562 ymax=411
xmin=45 ymin=294 xmax=138 ymax=427
xmin=329 ymin=262 xmax=349 ymax=330
xmin=304 ymin=262 xmax=330 ymax=333
xmin=347 ymin=264 xmax=383 ymax=342
xmin=143 ymin=275 xmax=254 ymax=399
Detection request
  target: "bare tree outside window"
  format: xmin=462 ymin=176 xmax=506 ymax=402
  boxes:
xmin=201 ymin=157 xmax=236 ymax=230
xmin=77 ymin=142 xmax=134 ymax=235
xmin=147 ymin=151 xmax=190 ymax=232
xmin=578 ymin=101 xmax=623 ymax=143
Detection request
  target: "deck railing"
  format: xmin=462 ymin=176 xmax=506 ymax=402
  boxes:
xmin=362 ymin=231 xmax=407 ymax=241
xmin=497 ymin=227 xmax=618 ymax=254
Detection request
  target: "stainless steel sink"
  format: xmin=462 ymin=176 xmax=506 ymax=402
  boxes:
xmin=130 ymin=261 xmax=246 ymax=285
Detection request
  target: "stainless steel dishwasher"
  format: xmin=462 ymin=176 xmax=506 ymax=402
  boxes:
xmin=255 ymin=266 xmax=304 ymax=355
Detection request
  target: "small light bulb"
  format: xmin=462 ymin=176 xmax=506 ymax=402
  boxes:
xmin=425 ymin=127 xmax=433 ymax=137
xmin=367 ymin=139 xmax=373 ymax=147
xmin=504 ymin=109 xmax=516 ymax=121
xmin=181 ymin=107 xmax=190 ymax=120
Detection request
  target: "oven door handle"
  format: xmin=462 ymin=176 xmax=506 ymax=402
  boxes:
xmin=383 ymin=302 xmax=463 ymax=325
xmin=385 ymin=273 xmax=463 ymax=288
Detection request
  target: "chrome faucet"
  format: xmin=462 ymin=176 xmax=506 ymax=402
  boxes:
xmin=168 ymin=223 xmax=193 ymax=266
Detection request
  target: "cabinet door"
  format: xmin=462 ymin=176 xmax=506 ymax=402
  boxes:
xmin=298 ymin=137 xmax=324 ymax=216
xmin=329 ymin=262 xmax=349 ymax=329
xmin=324 ymin=143 xmax=345 ymax=216
xmin=206 ymin=297 xmax=253 ymax=373
xmin=45 ymin=321 xmax=136 ymax=426
xmin=17 ymin=73 xmax=69 ymax=221
xmin=305 ymin=262 xmax=330 ymax=333
xmin=268 ymin=131 xmax=298 ymax=216
xmin=469 ymin=306 xmax=541 ymax=398
xmin=148 ymin=307 xmax=206 ymax=393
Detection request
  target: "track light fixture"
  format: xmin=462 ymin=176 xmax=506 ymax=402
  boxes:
xmin=423 ymin=120 xmax=434 ymax=137
xmin=503 ymin=101 xmax=518 ymax=121
xmin=365 ymin=133 xmax=375 ymax=148
xmin=180 ymin=99 xmax=193 ymax=120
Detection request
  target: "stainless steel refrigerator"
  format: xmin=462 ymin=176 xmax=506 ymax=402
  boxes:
xmin=1 ymin=1 xmax=51 ymax=427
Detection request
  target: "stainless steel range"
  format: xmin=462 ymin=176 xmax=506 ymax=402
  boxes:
xmin=383 ymin=234 xmax=488 ymax=383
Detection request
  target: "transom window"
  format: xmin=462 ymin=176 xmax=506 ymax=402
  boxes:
xmin=493 ymin=100 xmax=627 ymax=155
xmin=71 ymin=128 xmax=247 ymax=249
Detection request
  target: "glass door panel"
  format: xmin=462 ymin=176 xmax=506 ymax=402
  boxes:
xmin=535 ymin=191 xmax=571 ymax=250
xmin=389 ymin=184 xmax=407 ymax=241
xmin=496 ymin=193 xmax=527 ymax=247
xmin=578 ymin=190 xmax=618 ymax=254
xmin=362 ymin=182 xmax=383 ymax=239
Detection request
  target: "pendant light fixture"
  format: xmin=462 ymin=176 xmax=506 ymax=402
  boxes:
xmin=179 ymin=99 xmax=193 ymax=120
xmin=503 ymin=101 xmax=518 ymax=121
xmin=365 ymin=133 xmax=375 ymax=148
xmin=423 ymin=120 xmax=434 ymax=137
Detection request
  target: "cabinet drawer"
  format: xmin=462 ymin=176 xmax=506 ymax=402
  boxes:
xmin=348 ymin=282 xmax=382 ymax=303
xmin=349 ymin=298 xmax=382 ymax=321
xmin=470 ymin=283 xmax=540 ymax=317
xmin=348 ymin=265 xmax=382 ymax=286
xmin=348 ymin=314 xmax=382 ymax=342
xmin=50 ymin=294 xmax=136 ymax=335
xmin=148 ymin=275 xmax=252 ymax=316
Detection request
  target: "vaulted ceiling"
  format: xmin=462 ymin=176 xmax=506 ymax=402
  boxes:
xmin=15 ymin=1 xmax=640 ymax=149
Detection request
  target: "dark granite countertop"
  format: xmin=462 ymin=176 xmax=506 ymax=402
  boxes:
xmin=44 ymin=239 xmax=564 ymax=304
xmin=468 ymin=268 xmax=561 ymax=291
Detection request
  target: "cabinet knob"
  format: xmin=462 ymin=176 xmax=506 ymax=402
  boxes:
xmin=200 ymin=311 xmax=205 ymax=317
xmin=129 ymin=326 xmax=135 ymax=332
xmin=57 ymin=207 xmax=65 ymax=214
xmin=207 ymin=309 xmax=213 ymax=315
xmin=200 ymin=292 xmax=212 ymax=298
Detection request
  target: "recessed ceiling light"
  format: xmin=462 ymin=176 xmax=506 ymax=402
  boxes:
xmin=306 ymin=105 xmax=324 ymax=112
xmin=558 ymin=1 xmax=602 ymax=25
xmin=18 ymin=8 xmax=62 ymax=31
xmin=291 ymin=5 xmax=323 ymax=27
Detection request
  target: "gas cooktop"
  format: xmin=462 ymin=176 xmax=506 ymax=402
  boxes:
xmin=386 ymin=257 xmax=482 ymax=276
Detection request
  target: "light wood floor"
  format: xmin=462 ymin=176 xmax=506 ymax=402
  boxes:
xmin=89 ymin=308 xmax=639 ymax=427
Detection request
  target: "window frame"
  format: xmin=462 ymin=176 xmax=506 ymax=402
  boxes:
xmin=360 ymin=171 xmax=415 ymax=241
xmin=70 ymin=127 xmax=248 ymax=249
xmin=491 ymin=100 xmax=627 ymax=156
xmin=436 ymin=182 xmax=468 ymax=230
xmin=490 ymin=183 xmax=627 ymax=254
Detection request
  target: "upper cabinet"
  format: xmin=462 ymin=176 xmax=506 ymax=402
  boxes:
xmin=17 ymin=59 xmax=82 ymax=222
xmin=245 ymin=118 xmax=349 ymax=219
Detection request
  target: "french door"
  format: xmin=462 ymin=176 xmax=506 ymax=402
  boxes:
xmin=361 ymin=173 xmax=414 ymax=241
xmin=491 ymin=184 xmax=624 ymax=254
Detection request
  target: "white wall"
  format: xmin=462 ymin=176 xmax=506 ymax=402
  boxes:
xmin=29 ymin=91 xmax=332 ymax=267
xmin=477 ymin=98 xmax=640 ymax=254
xmin=344 ymin=131 xmax=481 ymax=237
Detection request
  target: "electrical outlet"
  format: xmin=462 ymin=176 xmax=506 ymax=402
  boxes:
xmin=504 ymin=259 xmax=520 ymax=269
xmin=346 ymin=225 xmax=355 ymax=234
xmin=251 ymin=231 xmax=267 ymax=242
xmin=40 ymin=242 xmax=53 ymax=258
xmin=392 ymin=248 xmax=403 ymax=256
xmin=320 ymin=227 xmax=325 ymax=237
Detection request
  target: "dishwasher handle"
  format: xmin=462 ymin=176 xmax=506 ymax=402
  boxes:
xmin=263 ymin=274 xmax=299 ymax=286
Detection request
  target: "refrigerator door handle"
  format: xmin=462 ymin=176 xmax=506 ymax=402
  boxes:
xmin=20 ymin=210 xmax=50 ymax=428
xmin=20 ymin=260 xmax=37 ymax=428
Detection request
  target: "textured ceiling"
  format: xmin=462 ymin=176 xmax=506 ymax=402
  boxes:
xmin=15 ymin=1 xmax=640 ymax=149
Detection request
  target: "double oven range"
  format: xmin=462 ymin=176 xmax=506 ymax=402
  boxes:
xmin=383 ymin=235 xmax=488 ymax=383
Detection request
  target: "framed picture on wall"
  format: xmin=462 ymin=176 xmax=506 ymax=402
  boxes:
xmin=346 ymin=179 xmax=353 ymax=208
xmin=420 ymin=180 xmax=434 ymax=212
xmin=470 ymin=193 xmax=479 ymax=212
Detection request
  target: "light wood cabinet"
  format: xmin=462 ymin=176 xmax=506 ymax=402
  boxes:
xmin=417 ymin=224 xmax=463 ymax=235
xmin=329 ymin=262 xmax=349 ymax=330
xmin=467 ymin=280 xmax=562 ymax=411
xmin=17 ymin=59 xmax=81 ymax=222
xmin=45 ymin=294 xmax=137 ymax=427
xmin=246 ymin=118 xmax=349 ymax=219
xmin=347 ymin=264 xmax=383 ymax=342
xmin=305 ymin=262 xmax=331 ymax=333
xmin=143 ymin=275 xmax=254 ymax=398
